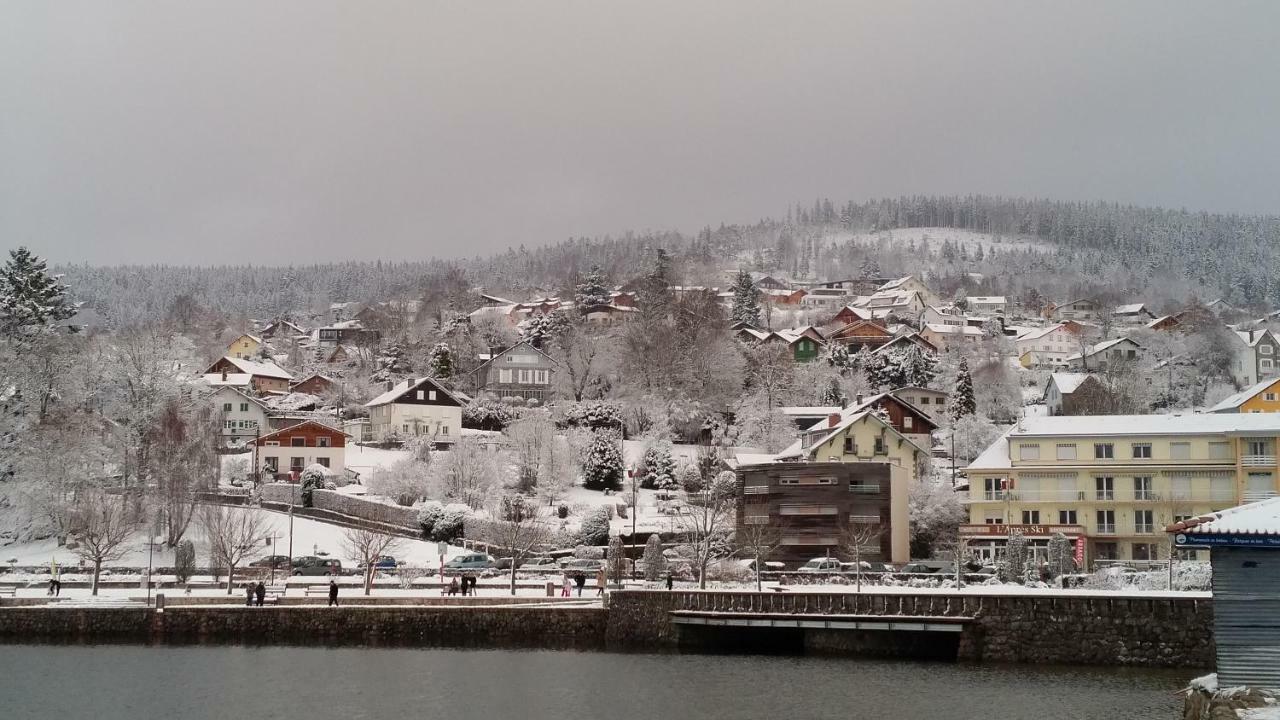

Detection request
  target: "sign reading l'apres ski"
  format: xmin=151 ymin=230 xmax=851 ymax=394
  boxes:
xmin=958 ymin=524 xmax=1085 ymax=537
xmin=1174 ymin=533 xmax=1280 ymax=548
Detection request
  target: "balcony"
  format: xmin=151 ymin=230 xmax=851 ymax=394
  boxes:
xmin=1132 ymin=491 xmax=1160 ymax=502
xmin=1096 ymin=524 xmax=1116 ymax=535
xmin=1244 ymin=491 xmax=1278 ymax=503
xmin=1242 ymin=455 xmax=1277 ymax=467
xmin=1134 ymin=523 xmax=1155 ymax=534
xmin=849 ymin=483 xmax=881 ymax=494
xmin=744 ymin=485 xmax=769 ymax=495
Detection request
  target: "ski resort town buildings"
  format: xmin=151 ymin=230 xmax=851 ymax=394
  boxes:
xmin=364 ymin=376 xmax=464 ymax=444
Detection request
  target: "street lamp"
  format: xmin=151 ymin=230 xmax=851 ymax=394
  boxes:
xmin=270 ymin=533 xmax=279 ymax=585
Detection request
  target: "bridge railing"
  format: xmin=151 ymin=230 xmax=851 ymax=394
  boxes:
xmin=667 ymin=591 xmax=981 ymax=618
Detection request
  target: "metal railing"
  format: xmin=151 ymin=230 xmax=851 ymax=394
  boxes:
xmin=1242 ymin=455 xmax=1276 ymax=467
xmin=1096 ymin=524 xmax=1116 ymax=534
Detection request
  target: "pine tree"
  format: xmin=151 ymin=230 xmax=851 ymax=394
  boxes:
xmin=858 ymin=256 xmax=882 ymax=281
xmin=819 ymin=375 xmax=843 ymax=405
xmin=427 ymin=342 xmax=454 ymax=379
xmin=607 ymin=535 xmax=626 ymax=584
xmin=574 ymin=265 xmax=612 ymax=310
xmin=730 ymin=270 xmax=760 ymax=327
xmin=0 ymin=247 xmax=76 ymax=338
xmin=638 ymin=438 xmax=677 ymax=490
xmin=951 ymin=356 xmax=977 ymax=420
xmin=581 ymin=430 xmax=624 ymax=491
xmin=642 ymin=533 xmax=666 ymax=581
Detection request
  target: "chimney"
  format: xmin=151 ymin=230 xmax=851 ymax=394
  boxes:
xmin=385 ymin=380 xmax=393 ymax=392
xmin=854 ymin=393 xmax=864 ymax=406
xmin=221 ymin=370 xmax=228 ymax=381
xmin=828 ymin=412 xmax=842 ymax=428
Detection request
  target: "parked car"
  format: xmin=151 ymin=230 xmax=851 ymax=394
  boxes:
xmin=896 ymin=562 xmax=940 ymax=576
xmin=797 ymin=557 xmax=842 ymax=573
xmin=841 ymin=561 xmax=892 ymax=574
xmin=520 ymin=556 xmax=560 ymax=572
xmin=559 ymin=558 xmax=604 ymax=574
xmin=357 ymin=555 xmax=397 ymax=571
xmin=444 ymin=553 xmax=496 ymax=572
xmin=292 ymin=557 xmax=343 ymax=576
xmin=249 ymin=555 xmax=290 ymax=570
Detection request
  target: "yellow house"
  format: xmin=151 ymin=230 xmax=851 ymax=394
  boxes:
xmin=1209 ymin=377 xmax=1280 ymax=414
xmin=226 ymin=333 xmax=262 ymax=360
xmin=964 ymin=414 xmax=1280 ymax=569
xmin=773 ymin=410 xmax=927 ymax=563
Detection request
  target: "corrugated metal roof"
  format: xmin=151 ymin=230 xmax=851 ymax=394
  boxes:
xmin=1173 ymin=497 xmax=1280 ymax=537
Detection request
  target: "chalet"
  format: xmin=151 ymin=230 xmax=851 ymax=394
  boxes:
xmin=364 ymin=376 xmax=464 ymax=443
xmin=248 ymin=420 xmax=347 ymax=481
xmin=291 ymin=373 xmax=336 ymax=396
xmin=317 ymin=320 xmax=380 ymax=348
xmin=259 ymin=320 xmax=307 ymax=339
xmin=1146 ymin=314 xmax=1185 ymax=332
xmin=750 ymin=273 xmax=790 ymax=291
xmin=226 ymin=334 xmax=262 ymax=360
xmin=825 ymin=319 xmax=894 ymax=352
xmin=877 ymin=276 xmax=937 ymax=306
xmin=760 ymin=288 xmax=808 ymax=306
xmin=830 ymin=305 xmax=873 ymax=327
xmin=203 ymin=357 xmax=292 ymax=394
xmin=920 ymin=305 xmax=967 ymax=327
xmin=920 ymin=322 xmax=983 ymax=351
xmin=889 ymin=386 xmax=949 ymax=421
xmin=328 ymin=301 xmax=363 ymax=322
xmin=802 ymin=392 xmax=938 ymax=451
xmin=1206 ymin=298 xmax=1239 ymax=316
xmin=1209 ymin=377 xmax=1280 ymax=414
xmin=738 ymin=326 xmax=825 ymax=362
xmin=1043 ymin=373 xmax=1110 ymax=416
xmin=579 ymin=302 xmax=638 ymax=325
xmin=1065 ymin=337 xmax=1142 ymax=371
xmin=871 ymin=332 xmax=938 ymax=357
xmin=471 ymin=341 xmax=556 ymax=403
xmin=1113 ymin=303 xmax=1156 ymax=323
xmin=859 ymin=289 xmax=927 ymax=320
xmin=321 ymin=344 xmax=372 ymax=365
xmin=1047 ymin=298 xmax=1100 ymax=322
xmin=1231 ymin=328 xmax=1280 ymax=388
xmin=1014 ymin=322 xmax=1086 ymax=368
xmin=211 ymin=386 xmax=271 ymax=445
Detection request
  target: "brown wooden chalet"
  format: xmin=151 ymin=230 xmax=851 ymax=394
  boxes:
xmin=826 ymin=319 xmax=894 ymax=351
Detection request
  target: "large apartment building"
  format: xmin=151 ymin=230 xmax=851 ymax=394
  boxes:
xmin=963 ymin=414 xmax=1280 ymax=568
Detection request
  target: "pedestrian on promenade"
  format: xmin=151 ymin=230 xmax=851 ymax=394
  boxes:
xmin=595 ymin=567 xmax=606 ymax=597
xmin=255 ymin=581 xmax=266 ymax=607
xmin=53 ymin=578 xmax=61 ymax=596
xmin=48 ymin=578 xmax=55 ymax=596
xmin=560 ymin=572 xmax=571 ymax=597
xmin=328 ymin=579 xmax=339 ymax=607
xmin=244 ymin=583 xmax=254 ymax=606
xmin=446 ymin=577 xmax=459 ymax=596
xmin=468 ymin=575 xmax=478 ymax=596
xmin=665 ymin=573 xmax=673 ymax=591
xmin=574 ymin=573 xmax=586 ymax=597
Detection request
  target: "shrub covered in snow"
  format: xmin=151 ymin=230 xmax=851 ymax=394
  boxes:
xmin=637 ymin=437 xmax=677 ymax=490
xmin=642 ymin=534 xmax=665 ymax=581
xmin=999 ymin=531 xmax=1028 ymax=583
xmin=607 ymin=536 xmax=626 ymax=583
xmin=562 ymin=400 xmax=624 ymax=430
xmin=581 ymin=430 xmax=624 ymax=491
xmin=462 ymin=399 xmax=517 ymax=431
xmin=299 ymin=464 xmax=330 ymax=507
xmin=579 ymin=506 xmax=612 ymax=546
xmin=573 ymin=544 xmax=606 ymax=560
xmin=174 ymin=540 xmax=196 ymax=583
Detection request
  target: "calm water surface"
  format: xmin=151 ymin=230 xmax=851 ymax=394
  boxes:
xmin=0 ymin=644 xmax=1188 ymax=720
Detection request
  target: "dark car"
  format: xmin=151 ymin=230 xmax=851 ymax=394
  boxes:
xmin=249 ymin=555 xmax=290 ymax=570
xmin=292 ymin=556 xmax=343 ymax=576
xmin=897 ymin=562 xmax=939 ymax=576
xmin=357 ymin=556 xmax=397 ymax=571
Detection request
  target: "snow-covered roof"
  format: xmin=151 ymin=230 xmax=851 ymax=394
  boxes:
xmin=1235 ymin=329 xmax=1273 ymax=348
xmin=249 ymin=419 xmax=349 ymax=444
xmin=1113 ymin=303 xmax=1148 ymax=315
xmin=795 ymin=400 xmax=930 ymax=458
xmin=779 ymin=406 xmax=842 ymax=417
xmin=264 ymin=393 xmax=322 ymax=412
xmin=1016 ymin=323 xmax=1068 ymax=342
xmin=1208 ymin=377 xmax=1280 ymax=413
xmin=923 ymin=323 xmax=982 ymax=336
xmin=364 ymin=377 xmax=464 ymax=408
xmin=203 ymin=373 xmax=253 ymax=387
xmin=1064 ymin=336 xmax=1137 ymax=362
xmin=877 ymin=276 xmax=916 ymax=291
xmin=1169 ymin=497 xmax=1280 ymax=537
xmin=214 ymin=356 xmax=292 ymax=380
xmin=1048 ymin=372 xmax=1090 ymax=395
xmin=967 ymin=296 xmax=1007 ymax=304
xmin=967 ymin=431 xmax=1012 ymax=470
xmin=229 ymin=333 xmax=263 ymax=345
xmin=210 ymin=385 xmax=271 ymax=408
xmin=1007 ymin=413 xmax=1280 ymax=438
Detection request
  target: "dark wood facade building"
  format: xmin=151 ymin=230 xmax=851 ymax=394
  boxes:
xmin=736 ymin=462 xmax=893 ymax=566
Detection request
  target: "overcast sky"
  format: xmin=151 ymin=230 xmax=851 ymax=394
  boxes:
xmin=3 ymin=1 xmax=1279 ymax=265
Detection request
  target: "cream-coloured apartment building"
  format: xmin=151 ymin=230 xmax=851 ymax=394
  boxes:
xmin=963 ymin=414 xmax=1280 ymax=568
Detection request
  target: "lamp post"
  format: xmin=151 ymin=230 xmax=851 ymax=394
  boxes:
xmin=270 ymin=534 xmax=279 ymax=585
xmin=145 ymin=516 xmax=156 ymax=608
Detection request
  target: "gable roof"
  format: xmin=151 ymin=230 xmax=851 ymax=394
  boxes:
xmin=365 ymin=376 xmax=465 ymax=408
xmin=1065 ymin=336 xmax=1139 ymax=362
xmin=872 ymin=332 xmax=938 ymax=355
xmin=211 ymin=385 xmax=272 ymax=410
xmin=228 ymin=333 xmax=263 ymax=345
xmin=1113 ymin=303 xmax=1150 ymax=316
xmin=828 ymin=319 xmax=892 ymax=339
xmin=205 ymin=356 xmax=292 ymax=380
xmin=1016 ymin=323 xmax=1070 ymax=342
xmin=1208 ymin=376 xmax=1280 ymax=413
xmin=784 ymin=405 xmax=929 ymax=460
xmin=1047 ymin=372 xmax=1091 ymax=396
xmin=1167 ymin=496 xmax=1280 ymax=537
xmin=1234 ymin=329 xmax=1275 ymax=348
xmin=923 ymin=323 xmax=983 ymax=336
xmin=247 ymin=419 xmax=350 ymax=444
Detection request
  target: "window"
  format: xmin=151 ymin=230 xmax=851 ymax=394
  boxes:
xmin=1096 ymin=510 xmax=1116 ymax=534
xmin=1247 ymin=439 xmax=1273 ymax=457
xmin=317 ymin=437 xmax=330 ymax=448
xmin=316 ymin=457 xmax=330 ymax=468
xmin=416 ymin=390 xmax=424 ymax=400
xmin=1094 ymin=542 xmax=1118 ymax=560
xmin=1133 ymin=476 xmax=1154 ymax=500
xmin=1132 ymin=543 xmax=1158 ymax=561
xmin=429 ymin=390 xmax=437 ymax=401
xmin=1174 ymin=514 xmax=1193 ymax=524
xmin=1021 ymin=510 xmax=1041 ymax=524
xmin=264 ymin=440 xmax=279 ymax=447
xmin=518 ymin=369 xmax=532 ymax=384
xmin=441 ymin=425 xmax=448 ymax=436
xmin=984 ymin=515 xmax=1004 ymax=525
xmin=240 ymin=403 xmax=249 ymax=412
xmin=1094 ymin=443 xmax=1114 ymax=459
xmin=873 ymin=437 xmax=886 ymax=455
xmin=919 ymin=396 xmax=930 ymax=405
xmin=1095 ymin=476 xmax=1114 ymax=500
xmin=264 ymin=457 xmax=278 ymax=472
xmin=1171 ymin=476 xmax=1192 ymax=500
xmin=291 ymin=437 xmax=305 ymax=447
xmin=1018 ymin=444 xmax=1040 ymax=461
xmin=983 ymin=478 xmax=1004 ymax=501
xmin=1170 ymin=442 xmax=1191 ymax=460
xmin=1058 ymin=509 xmax=1078 ymax=525
xmin=1264 ymin=359 xmax=1275 ymax=370
xmin=1264 ymin=345 xmax=1275 ymax=355
xmin=1134 ymin=509 xmax=1154 ymax=533
xmin=1209 ymin=442 xmax=1232 ymax=459
xmin=935 ymin=399 xmax=945 ymax=408
xmin=1131 ymin=443 xmax=1151 ymax=459
xmin=903 ymin=416 xmax=913 ymax=430
xmin=779 ymin=504 xmax=838 ymax=516
xmin=290 ymin=457 xmax=304 ymax=471
xmin=1210 ymin=475 xmax=1233 ymax=500
xmin=402 ymin=424 xmax=409 ymax=433
xmin=843 ymin=437 xmax=855 ymax=454
xmin=224 ymin=420 xmax=235 ymax=429
xmin=1267 ymin=393 xmax=1278 ymax=401
xmin=223 ymin=403 xmax=233 ymax=412
xmin=498 ymin=369 xmax=512 ymax=384
xmin=1056 ymin=444 xmax=1077 ymax=460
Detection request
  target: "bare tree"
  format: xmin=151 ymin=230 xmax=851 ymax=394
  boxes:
xmin=68 ymin=491 xmax=136 ymax=595
xmin=679 ymin=471 xmax=738 ymax=589
xmin=734 ymin=519 xmax=785 ymax=592
xmin=430 ymin=436 xmax=505 ymax=509
xmin=342 ymin=527 xmax=404 ymax=595
xmin=484 ymin=495 xmax=553 ymax=595
xmin=550 ymin=322 xmax=610 ymax=402
xmin=199 ymin=505 xmax=273 ymax=595
xmin=148 ymin=395 xmax=220 ymax=546
xmin=839 ymin=521 xmax=883 ymax=592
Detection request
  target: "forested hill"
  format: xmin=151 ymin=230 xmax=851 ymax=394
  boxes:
xmin=56 ymin=196 xmax=1280 ymax=326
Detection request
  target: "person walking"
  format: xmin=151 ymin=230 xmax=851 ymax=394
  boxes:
xmin=560 ymin=572 xmax=571 ymax=598
xmin=255 ymin=581 xmax=266 ymax=607
xmin=595 ymin=567 xmax=607 ymax=597
xmin=53 ymin=578 xmax=61 ymax=596
xmin=244 ymin=583 xmax=254 ymax=606
xmin=665 ymin=572 xmax=673 ymax=591
xmin=328 ymin=579 xmax=339 ymax=607
xmin=468 ymin=575 xmax=478 ymax=596
xmin=574 ymin=573 xmax=586 ymax=597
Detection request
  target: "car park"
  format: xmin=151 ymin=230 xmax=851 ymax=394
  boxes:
xmin=249 ymin=555 xmax=290 ymax=570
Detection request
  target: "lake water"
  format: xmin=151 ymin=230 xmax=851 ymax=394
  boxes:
xmin=0 ymin=644 xmax=1188 ymax=720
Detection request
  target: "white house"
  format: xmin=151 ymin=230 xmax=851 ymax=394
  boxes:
xmin=210 ymin=386 xmax=271 ymax=445
xmin=966 ymin=296 xmax=1007 ymax=315
xmin=248 ymin=419 xmax=348 ymax=480
xmin=364 ymin=377 xmax=464 ymax=444
xmin=1231 ymin=328 xmax=1280 ymax=389
xmin=1065 ymin=337 xmax=1142 ymax=371
xmin=919 ymin=322 xmax=983 ymax=351
xmin=1015 ymin=323 xmax=1085 ymax=368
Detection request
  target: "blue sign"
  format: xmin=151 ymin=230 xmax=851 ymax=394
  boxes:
xmin=1175 ymin=532 xmax=1280 ymax=548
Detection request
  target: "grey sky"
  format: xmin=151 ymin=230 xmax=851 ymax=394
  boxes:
xmin=3 ymin=1 xmax=1279 ymax=265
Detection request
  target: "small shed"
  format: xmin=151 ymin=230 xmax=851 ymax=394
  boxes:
xmin=1170 ymin=498 xmax=1280 ymax=689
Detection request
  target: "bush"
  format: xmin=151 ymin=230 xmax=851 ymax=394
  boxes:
xmin=557 ymin=504 xmax=569 ymax=519
xmin=607 ymin=536 xmax=626 ymax=583
xmin=174 ymin=540 xmax=196 ymax=583
xmin=299 ymin=464 xmax=329 ymax=508
xmin=573 ymin=544 xmax=606 ymax=560
xmin=433 ymin=504 xmax=468 ymax=542
xmin=562 ymin=400 xmax=624 ymax=430
xmin=500 ymin=495 xmax=531 ymax=522
xmin=417 ymin=502 xmax=443 ymax=539
xmin=642 ymin=534 xmax=665 ymax=581
xmin=579 ymin=506 xmax=612 ymax=546
xmin=581 ymin=431 xmax=624 ymax=491
xmin=462 ymin=399 xmax=516 ymax=431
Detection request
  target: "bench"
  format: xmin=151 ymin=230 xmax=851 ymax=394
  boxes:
xmin=0 ymin=587 xmax=16 ymax=597
xmin=264 ymin=585 xmax=287 ymax=599
xmin=303 ymin=586 xmax=334 ymax=597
